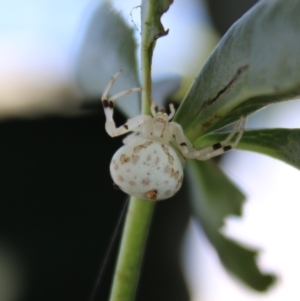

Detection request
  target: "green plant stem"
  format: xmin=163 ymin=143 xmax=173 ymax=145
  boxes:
xmin=108 ymin=197 xmax=155 ymax=301
xmin=141 ymin=42 xmax=153 ymax=115
xmin=109 ymin=2 xmax=156 ymax=300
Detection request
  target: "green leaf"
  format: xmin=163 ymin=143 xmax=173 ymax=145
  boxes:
xmin=187 ymin=159 xmax=275 ymax=291
xmin=195 ymin=128 xmax=300 ymax=170
xmin=75 ymin=2 xmax=140 ymax=118
xmin=175 ymin=0 xmax=300 ymax=141
xmin=215 ymin=237 xmax=276 ymax=291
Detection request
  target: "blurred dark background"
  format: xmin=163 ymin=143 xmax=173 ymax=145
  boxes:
xmin=0 ymin=1 xmax=257 ymax=300
xmin=0 ymin=110 xmax=191 ymax=301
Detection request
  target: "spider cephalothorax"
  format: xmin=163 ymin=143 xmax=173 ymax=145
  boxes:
xmin=102 ymin=71 xmax=246 ymax=201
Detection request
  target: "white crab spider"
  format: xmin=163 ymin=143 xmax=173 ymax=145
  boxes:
xmin=102 ymin=71 xmax=247 ymax=201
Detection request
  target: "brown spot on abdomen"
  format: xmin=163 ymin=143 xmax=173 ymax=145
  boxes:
xmin=164 ymin=165 xmax=170 ymax=174
xmin=142 ymin=178 xmax=150 ymax=186
xmin=170 ymin=169 xmax=180 ymax=179
xmin=146 ymin=190 xmax=157 ymax=201
xmin=161 ymin=145 xmax=174 ymax=165
xmin=131 ymin=155 xmax=140 ymax=164
xmin=134 ymin=141 xmax=153 ymax=153
xmin=165 ymin=190 xmax=172 ymax=196
xmin=176 ymin=176 xmax=183 ymax=189
xmin=120 ymin=154 xmax=130 ymax=164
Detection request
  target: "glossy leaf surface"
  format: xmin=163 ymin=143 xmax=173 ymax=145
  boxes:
xmin=175 ymin=0 xmax=300 ymax=141
xmin=196 ymin=128 xmax=300 ymax=170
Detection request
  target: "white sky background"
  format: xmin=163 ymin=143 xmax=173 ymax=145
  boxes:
xmin=0 ymin=0 xmax=93 ymax=116
xmin=0 ymin=0 xmax=88 ymax=76
xmin=0 ymin=0 xmax=300 ymax=300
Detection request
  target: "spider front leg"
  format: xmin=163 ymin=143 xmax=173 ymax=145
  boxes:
xmin=171 ymin=122 xmax=197 ymax=155
xmin=194 ymin=116 xmax=247 ymax=160
xmin=101 ymin=71 xmax=144 ymax=137
xmin=173 ymin=116 xmax=247 ymax=160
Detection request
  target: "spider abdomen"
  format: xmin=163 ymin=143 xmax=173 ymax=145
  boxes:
xmin=110 ymin=137 xmax=184 ymax=201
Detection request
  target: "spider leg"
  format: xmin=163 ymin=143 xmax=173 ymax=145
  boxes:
xmin=102 ymin=70 xmax=122 ymax=101
xmin=168 ymin=104 xmax=175 ymax=120
xmin=122 ymin=132 xmax=138 ymax=144
xmin=101 ymin=70 xmax=141 ymax=121
xmin=150 ymin=102 xmax=158 ymax=116
xmin=105 ymin=114 xmax=151 ymax=138
xmin=191 ymin=116 xmax=247 ymax=160
xmin=171 ymin=122 xmax=196 ymax=155
xmin=172 ymin=116 xmax=247 ymax=160
xmin=101 ymin=71 xmax=143 ymax=137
